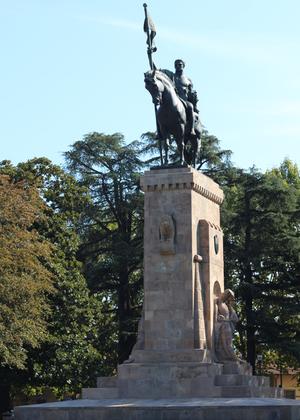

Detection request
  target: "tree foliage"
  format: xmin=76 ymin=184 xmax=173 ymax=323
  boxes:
xmin=0 ymin=175 xmax=54 ymax=369
xmin=0 ymin=129 xmax=299 ymax=404
xmin=196 ymin=130 xmax=232 ymax=175
xmin=222 ymin=160 xmax=300 ymax=371
xmin=64 ymin=133 xmax=145 ymax=363
xmin=0 ymin=159 xmax=115 ymax=405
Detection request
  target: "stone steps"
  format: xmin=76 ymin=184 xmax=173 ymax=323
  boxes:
xmin=117 ymin=361 xmax=224 ymax=398
xmin=14 ymin=397 xmax=300 ymax=420
xmin=81 ymin=387 xmax=118 ymax=399
xmin=219 ymin=386 xmax=283 ymax=398
xmin=85 ymin=373 xmax=280 ymax=400
xmin=222 ymin=361 xmax=252 ymax=375
xmin=215 ymin=374 xmax=270 ymax=387
xmin=128 ymin=349 xmax=210 ymax=363
xmin=96 ymin=376 xmax=117 ymax=388
xmin=81 ymin=376 xmax=119 ymax=399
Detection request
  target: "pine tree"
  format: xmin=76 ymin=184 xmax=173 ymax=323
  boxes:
xmin=222 ymin=162 xmax=300 ymax=371
xmin=65 ymin=133 xmax=145 ymax=363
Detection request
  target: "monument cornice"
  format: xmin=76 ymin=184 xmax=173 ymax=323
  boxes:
xmin=140 ymin=168 xmax=224 ymax=205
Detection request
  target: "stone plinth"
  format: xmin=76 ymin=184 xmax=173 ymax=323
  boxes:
xmin=140 ymin=166 xmax=224 ymax=353
xmin=117 ymin=167 xmax=226 ymax=398
xmin=115 ymin=167 xmax=282 ymax=399
xmin=118 ymin=361 xmax=223 ymax=398
xmin=14 ymin=398 xmax=300 ymax=420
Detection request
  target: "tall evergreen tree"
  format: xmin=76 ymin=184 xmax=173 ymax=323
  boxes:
xmin=65 ymin=133 xmax=145 ymax=363
xmin=222 ymin=162 xmax=300 ymax=371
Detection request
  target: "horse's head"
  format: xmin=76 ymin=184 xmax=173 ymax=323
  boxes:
xmin=144 ymin=70 xmax=163 ymax=106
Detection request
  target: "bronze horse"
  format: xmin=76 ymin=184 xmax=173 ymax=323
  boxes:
xmin=144 ymin=70 xmax=201 ymax=166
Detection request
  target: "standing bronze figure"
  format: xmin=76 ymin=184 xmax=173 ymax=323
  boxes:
xmin=143 ymin=5 xmax=202 ymax=167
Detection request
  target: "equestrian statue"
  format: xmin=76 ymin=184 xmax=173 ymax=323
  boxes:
xmin=143 ymin=4 xmax=202 ymax=167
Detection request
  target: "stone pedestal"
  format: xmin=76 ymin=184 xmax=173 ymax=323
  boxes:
xmin=118 ymin=167 xmax=227 ymax=397
xmin=140 ymin=166 xmax=224 ymax=352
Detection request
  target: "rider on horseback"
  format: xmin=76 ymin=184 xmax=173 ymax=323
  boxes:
xmin=161 ymin=59 xmax=199 ymax=137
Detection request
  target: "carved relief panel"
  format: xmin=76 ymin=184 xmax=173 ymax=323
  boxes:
xmin=159 ymin=214 xmax=176 ymax=255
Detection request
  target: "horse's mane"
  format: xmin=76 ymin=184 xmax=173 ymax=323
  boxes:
xmin=155 ymin=70 xmax=175 ymax=90
xmin=145 ymin=69 xmax=175 ymax=91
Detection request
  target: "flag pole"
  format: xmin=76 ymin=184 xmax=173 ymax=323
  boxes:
xmin=143 ymin=3 xmax=154 ymax=70
xmin=143 ymin=3 xmax=163 ymax=165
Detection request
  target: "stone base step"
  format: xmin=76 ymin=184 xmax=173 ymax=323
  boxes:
xmin=220 ymin=386 xmax=284 ymax=398
xmin=96 ymin=376 xmax=117 ymax=388
xmin=127 ymin=349 xmax=211 ymax=363
xmin=82 ymin=385 xmax=283 ymax=399
xmin=14 ymin=397 xmax=300 ymax=420
xmin=81 ymin=387 xmax=118 ymax=399
xmin=118 ymin=362 xmax=223 ymax=398
xmin=215 ymin=374 xmax=270 ymax=387
xmin=222 ymin=361 xmax=252 ymax=375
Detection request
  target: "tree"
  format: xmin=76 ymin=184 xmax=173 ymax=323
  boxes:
xmin=65 ymin=133 xmax=145 ymax=363
xmin=0 ymin=159 xmax=114 ymax=402
xmin=0 ymin=175 xmax=54 ymax=369
xmin=0 ymin=174 xmax=54 ymax=412
xmin=196 ymin=130 xmax=232 ymax=177
xmin=222 ymin=162 xmax=300 ymax=371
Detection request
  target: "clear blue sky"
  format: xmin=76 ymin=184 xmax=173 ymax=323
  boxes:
xmin=1 ymin=0 xmax=299 ymax=171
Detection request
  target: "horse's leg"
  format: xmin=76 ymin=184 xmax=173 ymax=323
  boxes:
xmin=193 ymin=127 xmax=201 ymax=167
xmin=180 ymin=124 xmax=187 ymax=165
xmin=164 ymin=137 xmax=169 ymax=165
xmin=192 ymin=136 xmax=198 ymax=167
xmin=160 ymin=127 xmax=169 ymax=166
xmin=191 ymin=118 xmax=202 ymax=167
xmin=172 ymin=126 xmax=185 ymax=165
xmin=160 ymin=136 xmax=169 ymax=165
xmin=177 ymin=132 xmax=185 ymax=165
